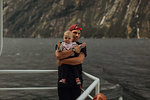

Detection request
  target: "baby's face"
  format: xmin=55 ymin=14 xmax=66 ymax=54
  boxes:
xmin=63 ymin=35 xmax=73 ymax=44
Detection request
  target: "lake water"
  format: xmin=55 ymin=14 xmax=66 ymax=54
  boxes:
xmin=0 ymin=38 xmax=150 ymax=100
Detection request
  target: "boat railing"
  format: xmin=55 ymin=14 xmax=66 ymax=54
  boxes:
xmin=0 ymin=70 xmax=100 ymax=100
xmin=77 ymin=71 xmax=100 ymax=100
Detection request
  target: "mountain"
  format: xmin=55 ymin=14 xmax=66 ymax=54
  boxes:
xmin=3 ymin=0 xmax=150 ymax=38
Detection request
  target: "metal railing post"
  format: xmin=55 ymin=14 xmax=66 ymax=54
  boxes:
xmin=95 ymin=78 xmax=100 ymax=95
xmin=77 ymin=72 xmax=100 ymax=100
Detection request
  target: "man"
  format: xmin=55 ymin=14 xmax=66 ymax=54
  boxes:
xmin=55 ymin=24 xmax=87 ymax=100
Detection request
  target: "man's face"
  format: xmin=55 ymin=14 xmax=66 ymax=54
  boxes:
xmin=72 ymin=30 xmax=81 ymax=42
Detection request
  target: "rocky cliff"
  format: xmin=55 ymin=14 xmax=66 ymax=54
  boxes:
xmin=3 ymin=0 xmax=150 ymax=38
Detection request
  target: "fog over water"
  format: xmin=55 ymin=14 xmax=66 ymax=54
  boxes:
xmin=0 ymin=38 xmax=150 ymax=100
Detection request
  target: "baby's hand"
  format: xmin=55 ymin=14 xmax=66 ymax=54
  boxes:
xmin=80 ymin=42 xmax=86 ymax=48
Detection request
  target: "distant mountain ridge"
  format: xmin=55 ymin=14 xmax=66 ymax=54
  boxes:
xmin=3 ymin=0 xmax=150 ymax=38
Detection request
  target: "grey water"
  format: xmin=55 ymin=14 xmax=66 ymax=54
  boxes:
xmin=0 ymin=38 xmax=150 ymax=100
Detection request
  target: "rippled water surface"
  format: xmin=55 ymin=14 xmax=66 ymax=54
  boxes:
xmin=0 ymin=38 xmax=150 ymax=100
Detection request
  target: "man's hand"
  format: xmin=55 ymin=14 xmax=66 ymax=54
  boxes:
xmin=74 ymin=45 xmax=81 ymax=53
xmin=57 ymin=60 xmax=62 ymax=66
xmin=80 ymin=42 xmax=86 ymax=48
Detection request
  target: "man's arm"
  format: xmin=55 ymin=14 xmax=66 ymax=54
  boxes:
xmin=55 ymin=44 xmax=81 ymax=60
xmin=55 ymin=49 xmax=74 ymax=60
xmin=59 ymin=53 xmax=85 ymax=65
